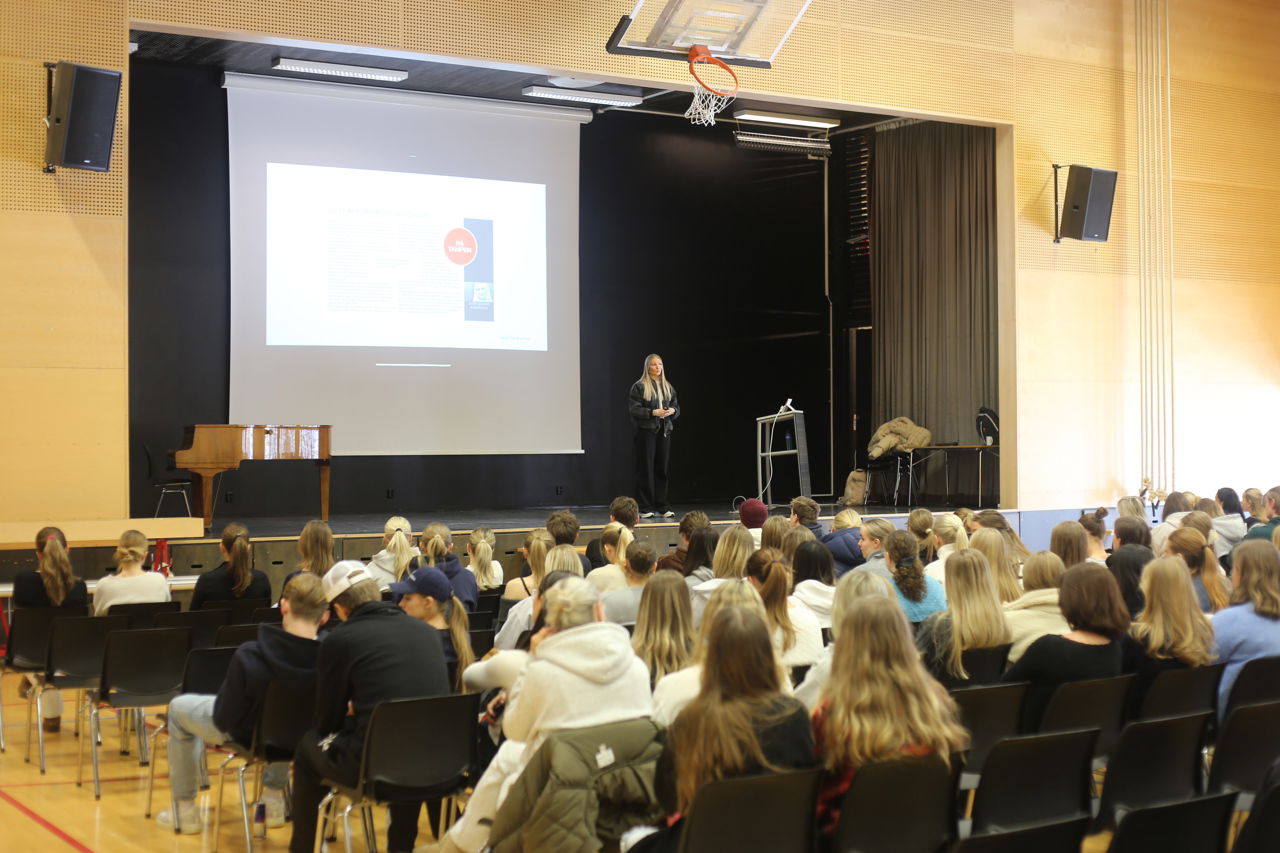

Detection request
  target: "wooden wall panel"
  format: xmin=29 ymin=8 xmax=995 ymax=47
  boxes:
xmin=1168 ymin=0 xmax=1280 ymax=94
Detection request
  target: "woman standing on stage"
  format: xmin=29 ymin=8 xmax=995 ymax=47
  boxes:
xmin=629 ymin=353 xmax=680 ymax=519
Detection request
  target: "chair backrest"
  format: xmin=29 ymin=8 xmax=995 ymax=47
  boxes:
xmin=1234 ymin=757 xmax=1280 ymax=853
xmin=470 ymin=629 xmax=495 ymax=658
xmin=107 ymin=600 xmax=182 ymax=629
xmin=951 ymin=682 xmax=1028 ymax=777
xmin=1207 ymin=701 xmax=1280 ymax=796
xmin=832 ymin=753 xmax=954 ymax=853
xmin=1224 ymin=656 xmax=1280 ymax=720
xmin=970 ymin=728 xmax=1098 ymax=835
xmin=215 ymin=623 xmax=261 ymax=648
xmin=950 ymin=816 xmax=1089 ymax=853
xmin=102 ymin=627 xmax=192 ymax=705
xmin=477 ymin=592 xmax=503 ymax=616
xmin=5 ymin=606 xmax=88 ymax=669
xmin=1107 ymin=793 xmax=1237 ymax=853
xmin=1094 ymin=712 xmax=1212 ymax=831
xmin=155 ymin=608 xmax=230 ymax=650
xmin=467 ymin=610 xmax=495 ymax=631
xmin=182 ymin=646 xmax=238 ymax=694
xmin=46 ymin=615 xmax=129 ymax=687
xmin=255 ymin=680 xmax=316 ymax=760
xmin=360 ymin=693 xmax=480 ymax=799
xmin=1039 ymin=674 xmax=1134 ymax=759
xmin=678 ymin=769 xmax=823 ymax=853
xmin=1137 ymin=663 xmax=1225 ymax=720
xmin=961 ymin=643 xmax=1013 ymax=685
xmin=251 ymin=607 xmax=282 ymax=624
xmin=230 ymin=598 xmax=272 ymax=625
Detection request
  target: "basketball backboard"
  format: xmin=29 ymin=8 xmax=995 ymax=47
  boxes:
xmin=606 ymin=0 xmax=814 ymax=68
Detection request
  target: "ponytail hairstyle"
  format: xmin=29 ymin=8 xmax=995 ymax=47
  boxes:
xmin=932 ymin=513 xmax=970 ymax=551
xmin=444 ymin=594 xmax=475 ymax=691
xmin=1166 ymin=527 xmax=1229 ymax=611
xmin=467 ymin=527 xmax=500 ymax=589
xmin=114 ymin=529 xmax=149 ymax=569
xmin=907 ymin=508 xmax=937 ymax=564
xmin=419 ymin=521 xmax=452 ymax=568
xmin=1243 ymin=488 xmax=1269 ymax=522
xmin=971 ymin=528 xmax=1021 ymax=603
xmin=972 ymin=510 xmax=1031 ymax=562
xmin=1049 ymin=521 xmax=1088 ymax=570
xmin=297 ymin=520 xmax=334 ymax=575
xmin=1113 ymin=516 xmax=1152 ymax=549
xmin=637 ymin=353 xmax=674 ymax=402
xmin=1078 ymin=507 xmax=1108 ymax=542
xmin=542 ymin=575 xmax=600 ymax=631
xmin=886 ymin=530 xmax=926 ymax=602
xmin=525 ymin=528 xmax=555 ymax=585
xmin=600 ymin=521 xmax=633 ymax=569
xmin=221 ymin=522 xmax=254 ymax=596
xmin=383 ymin=516 xmax=415 ymax=581
xmin=780 ymin=525 xmax=815 ymax=565
xmin=35 ymin=526 xmax=77 ymax=606
xmin=760 ymin=516 xmax=790 ymax=551
xmin=1216 ymin=487 xmax=1245 ymax=521
xmin=744 ymin=550 xmax=796 ymax=651
xmin=1117 ymin=496 xmax=1147 ymax=520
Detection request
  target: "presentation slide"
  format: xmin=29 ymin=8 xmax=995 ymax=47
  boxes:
xmin=266 ymin=163 xmax=547 ymax=351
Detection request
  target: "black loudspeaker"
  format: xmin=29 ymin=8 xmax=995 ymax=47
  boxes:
xmin=1059 ymin=165 xmax=1117 ymax=242
xmin=44 ymin=61 xmax=122 ymax=172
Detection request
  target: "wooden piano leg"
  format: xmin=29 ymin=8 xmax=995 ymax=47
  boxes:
xmin=318 ymin=461 xmax=331 ymax=521
xmin=191 ymin=473 xmax=215 ymax=530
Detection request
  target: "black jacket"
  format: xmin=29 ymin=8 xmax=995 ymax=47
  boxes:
xmin=189 ymin=563 xmax=273 ymax=611
xmin=314 ymin=600 xmax=450 ymax=763
xmin=13 ymin=570 xmax=88 ymax=609
xmin=409 ymin=553 xmax=480 ymax=611
xmin=213 ymin=623 xmax=320 ymax=745
xmin=628 ymin=381 xmax=680 ymax=435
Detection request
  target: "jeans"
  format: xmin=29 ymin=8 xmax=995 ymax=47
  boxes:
xmin=168 ymin=693 xmax=287 ymax=801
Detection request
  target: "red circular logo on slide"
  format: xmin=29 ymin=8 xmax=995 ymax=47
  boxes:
xmin=444 ymin=227 xmax=477 ymax=265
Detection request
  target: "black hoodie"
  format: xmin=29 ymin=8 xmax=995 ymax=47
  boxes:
xmin=212 ymin=622 xmax=321 ymax=745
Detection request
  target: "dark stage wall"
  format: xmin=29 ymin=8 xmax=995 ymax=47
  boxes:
xmin=128 ymin=62 xmax=832 ymax=517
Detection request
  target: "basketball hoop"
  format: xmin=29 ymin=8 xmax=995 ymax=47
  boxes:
xmin=684 ymin=45 xmax=739 ymax=127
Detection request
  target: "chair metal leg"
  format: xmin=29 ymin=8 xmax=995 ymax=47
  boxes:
xmin=90 ymin=704 xmax=103 ymax=800
xmin=0 ymin=674 xmax=6 ymax=753
xmin=135 ymin=707 xmax=150 ymax=765
xmin=76 ymin=695 xmax=86 ymax=788
xmin=339 ymin=801 xmax=357 ymax=853
xmin=237 ymin=762 xmax=256 ymax=851
xmin=361 ymin=804 xmax=377 ymax=853
xmin=34 ymin=687 xmax=47 ymax=773
xmin=144 ymin=722 xmax=166 ymax=818
xmin=199 ymin=746 xmax=210 ymax=789
xmin=314 ymin=790 xmax=338 ymax=853
xmin=25 ymin=682 xmax=35 ymax=764
xmin=213 ymin=752 xmax=238 ymax=853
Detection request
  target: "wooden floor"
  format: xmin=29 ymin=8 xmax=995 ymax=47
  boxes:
xmin=0 ymin=671 xmax=1115 ymax=852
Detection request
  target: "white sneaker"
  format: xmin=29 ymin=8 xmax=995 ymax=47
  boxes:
xmin=640 ymin=511 xmax=655 ymax=519
xmin=262 ymin=787 xmax=287 ymax=827
xmin=661 ymin=510 xmax=675 ymax=518
xmin=156 ymin=800 xmax=202 ymax=834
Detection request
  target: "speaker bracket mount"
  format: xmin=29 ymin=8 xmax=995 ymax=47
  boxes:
xmin=1051 ymin=163 xmax=1062 ymax=243
xmin=42 ymin=62 xmax=56 ymax=174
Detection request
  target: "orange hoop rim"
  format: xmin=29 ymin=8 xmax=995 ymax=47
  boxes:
xmin=687 ymin=45 xmax=739 ymax=99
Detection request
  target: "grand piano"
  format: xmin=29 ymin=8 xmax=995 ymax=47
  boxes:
xmin=171 ymin=425 xmax=331 ymax=529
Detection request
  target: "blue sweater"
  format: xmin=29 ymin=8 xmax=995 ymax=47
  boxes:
xmin=894 ymin=575 xmax=947 ymax=623
xmin=1212 ymin=602 xmax=1280 ymax=716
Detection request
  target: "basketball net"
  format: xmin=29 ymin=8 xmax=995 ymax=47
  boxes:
xmin=684 ymin=45 xmax=739 ymax=127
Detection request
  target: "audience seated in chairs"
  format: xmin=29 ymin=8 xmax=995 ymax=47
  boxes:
xmin=790 ymin=539 xmax=838 ymax=629
xmin=411 ymin=523 xmax=479 ymax=612
xmin=464 ymin=526 xmax=504 ymax=590
xmin=157 ymin=573 xmax=328 ymax=833
xmin=918 ymin=550 xmax=1012 ymax=690
xmin=602 ymin=542 xmax=658 ymax=625
xmin=188 ymin=522 xmax=271 ymax=612
xmin=631 ymin=570 xmax=695 ymax=689
xmin=1212 ymin=539 xmax=1280 ymax=716
xmin=853 ymin=518 xmax=895 ymax=582
xmin=821 ymin=508 xmax=866 ymax=577
xmin=680 ymin=526 xmax=719 ymax=588
xmin=795 ymin=570 xmax=894 ymax=710
xmin=366 ymin=516 xmax=419 ymax=591
xmin=92 ymin=529 xmax=170 ymax=616
xmin=745 ymin=549 xmax=822 ymax=668
xmin=972 ymin=527 xmax=1022 ymax=605
xmin=392 ymin=566 xmax=475 ymax=693
xmin=1002 ymin=551 xmax=1070 ymax=665
xmin=585 ymin=496 xmax=640 ymax=569
xmin=495 ymin=536 xmax=567 ymax=649
xmin=657 ymin=510 xmax=710 ymax=574
xmin=885 ymin=530 xmax=947 ymax=625
xmin=923 ymin=512 xmax=969 ymax=588
xmin=585 ymin=522 xmax=634 ymax=594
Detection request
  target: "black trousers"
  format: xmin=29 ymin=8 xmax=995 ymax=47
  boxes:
xmin=290 ymin=731 xmax=424 ymax=853
xmin=634 ymin=429 xmax=671 ymax=513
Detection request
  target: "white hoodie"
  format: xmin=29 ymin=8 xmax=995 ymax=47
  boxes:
xmin=1213 ymin=514 xmax=1248 ymax=559
xmin=791 ymin=580 xmax=835 ymax=629
xmin=1151 ymin=512 xmax=1190 ymax=556
xmin=503 ymin=620 xmax=652 ymax=761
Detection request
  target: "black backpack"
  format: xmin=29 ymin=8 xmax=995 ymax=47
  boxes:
xmin=976 ymin=407 xmax=999 ymax=444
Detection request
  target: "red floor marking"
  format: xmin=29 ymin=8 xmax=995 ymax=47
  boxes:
xmin=0 ymin=772 xmax=166 ymax=788
xmin=0 ymin=787 xmax=96 ymax=853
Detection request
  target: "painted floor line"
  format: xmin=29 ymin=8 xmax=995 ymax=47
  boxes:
xmin=0 ymin=787 xmax=97 ymax=853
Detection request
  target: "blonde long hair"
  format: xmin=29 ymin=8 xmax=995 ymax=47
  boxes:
xmin=937 ymin=550 xmax=1011 ymax=679
xmin=1117 ymin=496 xmax=1146 ymax=519
xmin=971 ymin=528 xmax=1021 ymax=603
xmin=637 ymin=353 xmax=674 ymax=402
xmin=442 ymin=593 xmax=474 ymax=692
xmin=932 ymin=513 xmax=970 ymax=551
xmin=820 ymin=596 xmax=968 ymax=771
xmin=1131 ymin=557 xmax=1215 ymax=666
xmin=829 ymin=570 xmax=894 ymax=641
xmin=711 ymin=525 xmax=754 ymax=579
xmin=600 ymin=522 xmax=633 ymax=569
xmin=467 ymin=527 xmax=500 ymax=589
xmin=1231 ymin=540 xmax=1280 ymax=618
xmin=36 ymin=526 xmax=77 ymax=606
xmin=1166 ymin=527 xmax=1229 ymax=612
xmin=760 ymin=516 xmax=790 ymax=551
xmin=632 ymin=570 xmax=695 ymax=685
xmin=419 ymin=522 xmax=452 ymax=568
xmin=973 ymin=510 xmax=1031 ymax=562
xmin=525 ymin=528 xmax=556 ymax=586
xmin=383 ymin=516 xmax=415 ymax=581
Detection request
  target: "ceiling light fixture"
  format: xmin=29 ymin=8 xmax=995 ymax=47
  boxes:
xmin=732 ymin=109 xmax=840 ymax=129
xmin=522 ymin=85 xmax=643 ymax=107
xmin=272 ymin=58 xmax=409 ymax=82
xmin=733 ymin=131 xmax=832 ymax=157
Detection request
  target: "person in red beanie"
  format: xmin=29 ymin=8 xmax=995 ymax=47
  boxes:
xmin=739 ymin=498 xmax=769 ymax=548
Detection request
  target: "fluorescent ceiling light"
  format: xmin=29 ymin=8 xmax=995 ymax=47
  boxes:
xmin=522 ymin=85 xmax=643 ymax=107
xmin=733 ymin=131 xmax=832 ymax=156
xmin=732 ymin=109 xmax=840 ymax=129
xmin=273 ymin=58 xmax=409 ymax=82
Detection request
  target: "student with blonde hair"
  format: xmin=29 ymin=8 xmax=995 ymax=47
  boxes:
xmin=1242 ymin=487 xmax=1269 ymax=528
xmin=745 ymin=550 xmax=823 ymax=667
xmin=760 ymin=515 xmax=790 ymax=551
xmin=632 ymin=569 xmax=695 ymax=687
xmin=972 ymin=510 xmax=1032 ymax=564
xmin=923 ymin=512 xmax=970 ymax=587
xmin=907 ymin=507 xmax=938 ymax=565
xmin=544 ymin=543 xmax=584 ymax=577
xmin=392 ymin=566 xmax=475 ymax=692
xmin=1214 ymin=540 xmax=1280 ymax=714
xmin=416 ymin=521 xmax=479 ymax=611
xmin=295 ymin=519 xmax=334 ymax=576
xmin=189 ymin=522 xmax=270 ymax=610
xmin=794 ymin=570 xmax=895 ymax=709
xmin=585 ymin=521 xmax=634 ymax=593
xmin=822 ymin=508 xmax=866 ymax=577
xmin=780 ymin=524 xmax=816 ymax=564
xmin=366 ymin=516 xmax=418 ymax=590
xmin=918 ymin=550 xmax=1011 ymax=688
xmin=1048 ymin=520 xmax=1089 ymax=573
xmin=93 ymin=529 xmax=170 ymax=615
xmin=971 ymin=527 xmax=1022 ymax=604
xmin=1165 ymin=527 xmax=1230 ymax=612
xmin=466 ymin=527 xmax=504 ymax=590
xmin=14 ymin=527 xmax=88 ymax=731
xmin=1123 ymin=556 xmax=1215 ymax=714
xmin=1117 ymin=496 xmax=1147 ymax=520
xmin=813 ymin=595 xmax=968 ymax=836
xmin=504 ymin=528 xmax=554 ymax=603
xmin=855 ymin=517 xmax=895 ymax=581
xmin=1002 ymin=551 xmax=1070 ymax=664
xmin=689 ymin=525 xmax=756 ymax=622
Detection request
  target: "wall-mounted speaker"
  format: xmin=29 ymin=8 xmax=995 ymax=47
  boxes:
xmin=1059 ymin=165 xmax=1117 ymax=242
xmin=44 ymin=61 xmax=122 ymax=172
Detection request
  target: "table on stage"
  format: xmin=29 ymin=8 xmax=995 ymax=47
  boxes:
xmin=171 ymin=424 xmax=331 ymax=528
xmin=904 ymin=444 xmax=1000 ymax=507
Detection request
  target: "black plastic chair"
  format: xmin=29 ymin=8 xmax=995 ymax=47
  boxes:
xmin=466 ymin=610 xmax=495 ymax=631
xmin=960 ymin=644 xmax=1013 ymax=686
xmin=470 ymin=628 xmax=496 ymax=658
xmin=1206 ymin=700 xmax=1280 ymax=811
xmin=316 ymin=693 xmax=480 ymax=853
xmin=677 ymin=768 xmax=823 ymax=853
xmin=1234 ymin=757 xmax=1280 ymax=853
xmin=1136 ymin=662 xmax=1224 ymax=720
xmin=951 ymin=681 xmax=1028 ymax=790
xmin=155 ymin=608 xmax=231 ymax=650
xmin=968 ymin=728 xmax=1097 ymax=836
xmin=476 ymin=591 xmax=503 ymax=615
xmin=251 ymin=606 xmax=282 ymax=624
xmin=1093 ymin=712 xmax=1212 ymax=831
xmin=950 ymin=816 xmax=1089 ymax=853
xmin=107 ymin=600 xmax=181 ymax=628
xmin=215 ymin=623 xmax=261 ymax=647
xmin=0 ymin=605 xmax=88 ymax=755
xmin=144 ymin=441 xmax=192 ymax=516
xmin=201 ymin=598 xmax=271 ymax=625
xmin=1106 ymin=792 xmax=1237 ymax=853
xmin=212 ymin=680 xmax=316 ymax=850
xmin=832 ymin=753 xmax=955 ymax=853
xmin=38 ymin=614 xmax=127 ymax=780
xmin=1038 ymin=674 xmax=1134 ymax=763
xmin=1221 ymin=656 xmax=1280 ymax=721
xmin=81 ymin=627 xmax=192 ymax=798
xmin=144 ymin=646 xmax=239 ymax=819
